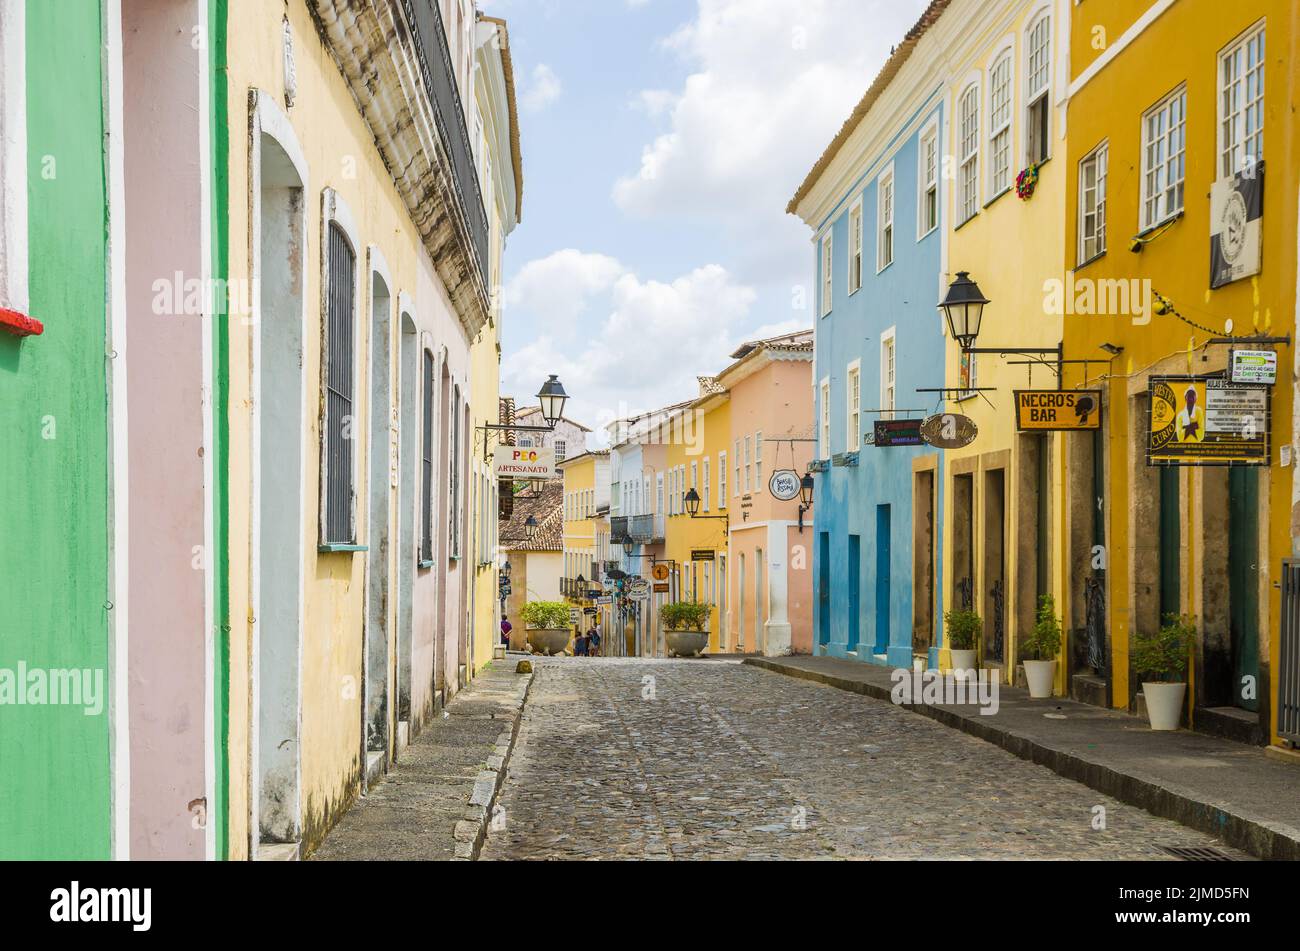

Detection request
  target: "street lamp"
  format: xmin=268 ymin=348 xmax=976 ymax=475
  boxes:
xmin=537 ymin=375 xmax=569 ymax=428
xmin=938 ymin=271 xmax=989 ymax=351
xmin=683 ymin=487 xmax=729 ymax=522
xmin=798 ymin=472 xmax=814 ymax=534
xmin=500 ymin=514 xmax=538 ymax=544
xmin=623 ymin=538 xmax=635 ymax=558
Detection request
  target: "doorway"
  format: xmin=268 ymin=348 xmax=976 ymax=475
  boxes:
xmin=817 ymin=533 xmax=829 ymax=649
xmin=982 ymin=469 xmax=1005 ymax=667
xmin=912 ymin=469 xmax=935 ymax=655
xmin=847 ymin=534 xmax=861 ymax=652
xmin=364 ymin=267 xmax=392 ymax=765
xmin=875 ymin=505 xmax=891 ymax=657
xmin=396 ymin=313 xmax=417 ymax=735
xmin=1227 ymin=467 xmax=1260 ymax=712
xmin=755 ymin=547 xmax=765 ymax=654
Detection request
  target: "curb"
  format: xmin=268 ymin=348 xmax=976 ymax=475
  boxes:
xmin=745 ymin=657 xmax=1299 ymax=860
xmin=452 ymin=668 xmax=536 ymax=861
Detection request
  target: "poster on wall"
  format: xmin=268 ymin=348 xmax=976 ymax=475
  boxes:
xmin=1209 ymin=160 xmax=1263 ymax=289
xmin=1148 ymin=376 xmax=1269 ymax=465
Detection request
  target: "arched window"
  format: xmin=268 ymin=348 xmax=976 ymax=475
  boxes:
xmin=1025 ymin=13 xmax=1052 ymax=164
xmin=988 ymin=53 xmax=1013 ymax=195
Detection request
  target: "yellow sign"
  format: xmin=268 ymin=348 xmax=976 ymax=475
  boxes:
xmin=651 ymin=564 xmax=670 ymax=582
xmin=1149 ymin=377 xmax=1268 ymax=464
xmin=1015 ymin=390 xmax=1101 ymax=431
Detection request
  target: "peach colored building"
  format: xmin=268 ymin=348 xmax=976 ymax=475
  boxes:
xmin=717 ymin=333 xmax=815 ymax=655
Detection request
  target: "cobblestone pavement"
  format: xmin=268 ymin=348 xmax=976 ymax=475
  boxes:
xmin=481 ymin=658 xmax=1249 ymax=860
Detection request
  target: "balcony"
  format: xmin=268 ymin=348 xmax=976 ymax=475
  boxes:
xmin=610 ymin=516 xmax=631 ymax=544
xmin=629 ymin=514 xmax=665 ymax=544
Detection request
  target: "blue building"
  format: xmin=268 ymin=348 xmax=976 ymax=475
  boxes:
xmin=789 ymin=19 xmax=950 ymax=668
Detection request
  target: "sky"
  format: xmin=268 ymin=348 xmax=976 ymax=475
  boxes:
xmin=488 ymin=0 xmax=932 ymax=443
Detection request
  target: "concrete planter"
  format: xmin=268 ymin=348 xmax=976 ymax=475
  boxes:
xmin=1142 ymin=681 xmax=1187 ymax=731
xmin=664 ymin=626 xmax=709 ymax=658
xmin=527 ymin=627 xmax=571 ymax=656
xmin=949 ymin=649 xmax=977 ymax=678
xmin=1023 ymin=659 xmax=1056 ymax=698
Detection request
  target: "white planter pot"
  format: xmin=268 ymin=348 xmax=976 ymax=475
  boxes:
xmin=1023 ymin=659 xmax=1056 ymax=698
xmin=664 ymin=627 xmax=709 ymax=658
xmin=949 ymin=649 xmax=977 ymax=678
xmin=526 ymin=628 xmax=571 ymax=656
xmin=1142 ymin=681 xmax=1187 ymax=731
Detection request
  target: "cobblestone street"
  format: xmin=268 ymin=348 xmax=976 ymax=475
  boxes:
xmin=481 ymin=658 xmax=1248 ymax=860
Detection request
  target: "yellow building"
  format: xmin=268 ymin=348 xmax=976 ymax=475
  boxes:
xmin=938 ymin=0 xmax=1068 ymax=687
xmin=467 ymin=16 xmax=523 ymax=675
xmin=663 ymin=383 xmax=732 ymax=654
xmin=1061 ymin=0 xmax=1298 ymax=748
xmin=559 ymin=450 xmax=612 ymax=646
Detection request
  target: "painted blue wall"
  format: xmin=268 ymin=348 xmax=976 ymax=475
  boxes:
xmin=811 ymin=92 xmax=946 ymax=668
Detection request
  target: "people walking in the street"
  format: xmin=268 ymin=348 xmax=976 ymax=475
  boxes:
xmin=573 ymin=626 xmax=589 ymax=657
xmin=500 ymin=616 xmax=512 ymax=648
xmin=589 ymin=621 xmax=602 ymax=657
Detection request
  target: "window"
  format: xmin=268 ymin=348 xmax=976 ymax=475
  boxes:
xmin=1078 ymin=142 xmax=1108 ymax=263
xmin=323 ymin=222 xmax=357 ymax=545
xmin=820 ymin=233 xmax=833 ymax=316
xmin=734 ymin=440 xmax=741 ymax=496
xmin=718 ymin=453 xmax=727 ymax=508
xmin=754 ymin=432 xmax=763 ymax=491
xmin=848 ymin=201 xmax=863 ymax=293
xmin=449 ymin=389 xmax=462 ymax=558
xmin=1025 ymin=13 xmax=1051 ymax=164
xmin=820 ymin=378 xmax=831 ymax=456
xmin=690 ymin=461 xmax=698 ymax=505
xmin=555 ymin=439 xmax=567 ymax=461
xmin=1218 ymin=23 xmax=1265 ymax=177
xmin=420 ymin=350 xmax=435 ymax=562
xmin=881 ymin=329 xmax=896 ymax=421
xmin=846 ymin=361 xmax=861 ymax=451
xmin=1141 ymin=86 xmax=1187 ymax=229
xmin=743 ymin=436 xmax=752 ymax=492
xmin=0 ymin=9 xmax=26 ymax=316
xmin=703 ymin=458 xmax=711 ymax=510
xmin=918 ymin=123 xmax=939 ymax=236
xmin=656 ymin=473 xmax=664 ymax=514
xmin=988 ymin=53 xmax=1013 ymax=196
xmin=518 ymin=436 xmax=532 ymax=448
xmin=876 ymin=170 xmax=894 ymax=270
xmin=958 ymin=84 xmax=980 ymax=224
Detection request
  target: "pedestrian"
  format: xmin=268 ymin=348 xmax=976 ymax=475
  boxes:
xmin=589 ymin=621 xmax=602 ymax=658
xmin=500 ymin=616 xmax=512 ymax=649
xmin=573 ymin=625 xmax=589 ymax=657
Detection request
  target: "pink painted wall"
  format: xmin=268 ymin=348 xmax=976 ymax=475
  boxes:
xmin=124 ymin=0 xmax=209 ymax=859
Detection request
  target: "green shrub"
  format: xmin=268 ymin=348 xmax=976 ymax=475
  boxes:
xmin=520 ymin=601 xmax=570 ymax=630
xmin=1022 ymin=594 xmax=1062 ymax=661
xmin=943 ymin=609 xmax=982 ymax=651
xmin=1132 ymin=614 xmax=1195 ymax=683
xmin=661 ymin=600 xmax=710 ymax=632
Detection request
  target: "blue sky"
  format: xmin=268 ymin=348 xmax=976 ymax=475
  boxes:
xmin=489 ymin=0 xmax=931 ymax=441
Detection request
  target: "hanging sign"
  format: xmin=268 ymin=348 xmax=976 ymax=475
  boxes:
xmin=1148 ymin=377 xmax=1269 ymax=465
xmin=873 ymin=418 xmax=925 ymax=447
xmin=1210 ymin=161 xmax=1263 ymax=290
xmin=1014 ymin=390 xmax=1102 ymax=431
xmin=1229 ymin=349 xmax=1278 ymax=386
xmin=651 ymin=563 xmax=670 ymax=582
xmin=920 ymin=413 xmax=978 ymax=449
xmin=691 ymin=549 xmax=715 ymax=562
xmin=653 ymin=582 xmax=670 ymax=593
xmin=768 ymin=469 xmax=801 ymax=501
xmin=628 ymin=579 xmax=651 ymax=602
xmin=493 ymin=446 xmax=556 ymax=479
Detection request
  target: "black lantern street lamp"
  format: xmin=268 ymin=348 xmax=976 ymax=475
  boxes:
xmin=623 ymin=538 xmax=635 ymax=558
xmin=683 ymin=487 xmax=729 ymax=522
xmin=938 ymin=271 xmax=989 ymax=351
xmin=500 ymin=514 xmax=539 ymax=544
xmin=798 ymin=473 xmax=815 ymax=534
xmin=537 ymin=375 xmax=569 ymax=428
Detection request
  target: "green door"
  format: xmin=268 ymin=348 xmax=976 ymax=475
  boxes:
xmin=1228 ymin=467 xmax=1260 ymax=712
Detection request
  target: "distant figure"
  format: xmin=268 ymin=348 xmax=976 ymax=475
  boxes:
xmin=589 ymin=621 xmax=602 ymax=658
xmin=574 ymin=626 xmax=589 ymax=657
xmin=500 ymin=616 xmax=512 ymax=648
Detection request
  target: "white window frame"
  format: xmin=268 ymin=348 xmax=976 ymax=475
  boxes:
xmin=987 ymin=50 xmax=1014 ymax=198
xmin=0 ymin=3 xmax=28 ymax=316
xmin=917 ymin=117 xmax=939 ymax=239
xmin=319 ymin=188 xmax=362 ymax=547
xmin=1140 ymin=85 xmax=1187 ymax=231
xmin=846 ymin=360 xmax=862 ymax=452
xmin=1024 ymin=10 xmax=1052 ymax=165
xmin=820 ymin=232 xmax=833 ymax=316
xmin=703 ymin=457 xmax=711 ymax=510
xmin=1078 ymin=141 xmax=1108 ymax=265
xmin=733 ymin=440 xmax=741 ymax=496
xmin=754 ymin=431 xmax=763 ymax=491
xmin=820 ymin=378 xmax=831 ymax=456
xmin=876 ymin=166 xmax=894 ymax=272
xmin=848 ymin=199 xmax=864 ymax=293
xmin=717 ymin=452 xmax=727 ymax=509
xmin=743 ymin=436 xmax=752 ymax=493
xmin=957 ymin=83 xmax=981 ymax=225
xmin=1217 ymin=21 xmax=1265 ymax=179
xmin=880 ymin=328 xmax=896 ymax=422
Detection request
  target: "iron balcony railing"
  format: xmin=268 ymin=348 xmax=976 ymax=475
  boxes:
xmin=610 ymin=516 xmax=631 ymax=544
xmin=401 ymin=0 xmax=490 ymax=285
xmin=630 ymin=514 xmax=665 ymax=544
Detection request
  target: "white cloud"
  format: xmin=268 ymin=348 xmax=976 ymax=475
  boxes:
xmin=502 ymin=254 xmax=758 ymax=440
xmin=520 ymin=63 xmax=563 ymax=113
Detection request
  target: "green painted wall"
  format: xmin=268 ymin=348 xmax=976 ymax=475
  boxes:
xmin=0 ymin=1 xmax=111 ymax=859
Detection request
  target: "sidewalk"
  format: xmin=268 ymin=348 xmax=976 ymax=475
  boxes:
xmin=311 ymin=658 xmax=533 ymax=861
xmin=747 ymin=655 xmax=1300 ymax=860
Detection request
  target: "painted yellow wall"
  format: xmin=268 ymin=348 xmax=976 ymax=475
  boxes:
xmin=665 ymin=396 xmax=732 ymax=651
xmin=1063 ymin=1 xmax=1297 ymax=737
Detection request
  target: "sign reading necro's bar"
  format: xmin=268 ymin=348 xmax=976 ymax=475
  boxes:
xmin=1015 ymin=390 xmax=1102 ymax=431
xmin=873 ymin=418 xmax=925 ymax=447
xmin=1148 ymin=376 xmax=1269 ymax=465
xmin=493 ymin=446 xmax=556 ymax=479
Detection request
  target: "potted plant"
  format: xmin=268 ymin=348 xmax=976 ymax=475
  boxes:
xmin=1132 ymin=614 xmax=1194 ymax=730
xmin=944 ymin=608 xmax=981 ymax=677
xmin=520 ymin=600 xmax=572 ymax=656
xmin=661 ymin=600 xmax=710 ymax=657
xmin=1021 ymin=594 xmax=1062 ymax=698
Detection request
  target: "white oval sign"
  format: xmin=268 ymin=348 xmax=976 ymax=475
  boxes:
xmin=769 ymin=469 xmax=801 ymax=501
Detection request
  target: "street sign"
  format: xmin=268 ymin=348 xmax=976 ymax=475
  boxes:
xmin=568 ymin=609 xmax=579 ymax=624
xmin=493 ymin=445 xmax=556 ymax=480
xmin=595 ymin=596 xmax=613 ymax=605
xmin=1014 ymin=390 xmax=1102 ymax=431
xmin=1230 ymin=349 xmax=1278 ymax=385
xmin=652 ymin=564 xmax=670 ymax=581
xmin=920 ymin=413 xmax=978 ymax=449
xmin=768 ymin=469 xmax=801 ymax=501
xmin=653 ymin=582 xmax=670 ymax=593
xmin=691 ymin=549 xmax=715 ymax=562
xmin=1148 ymin=376 xmax=1269 ymax=465
xmin=873 ymin=418 xmax=925 ymax=447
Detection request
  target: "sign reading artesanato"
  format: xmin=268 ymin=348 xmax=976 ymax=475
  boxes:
xmin=1015 ymin=390 xmax=1102 ymax=431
